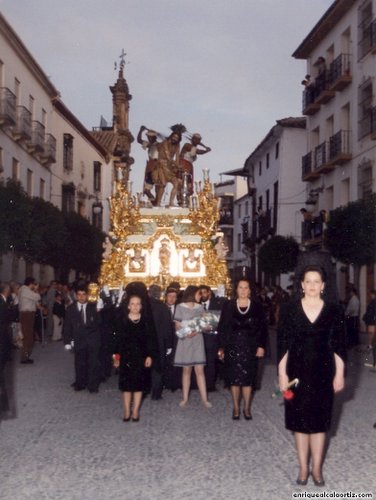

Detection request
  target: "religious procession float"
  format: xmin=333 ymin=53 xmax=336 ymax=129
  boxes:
xmin=89 ymin=56 xmax=231 ymax=299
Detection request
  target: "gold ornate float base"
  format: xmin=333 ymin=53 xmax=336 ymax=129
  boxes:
xmin=97 ymin=177 xmax=230 ymax=294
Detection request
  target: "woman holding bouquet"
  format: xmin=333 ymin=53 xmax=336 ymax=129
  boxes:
xmin=277 ymin=265 xmax=346 ymax=486
xmin=218 ymin=279 xmax=268 ymax=420
xmin=173 ymin=285 xmax=212 ymax=408
xmin=113 ymin=294 xmax=158 ymax=422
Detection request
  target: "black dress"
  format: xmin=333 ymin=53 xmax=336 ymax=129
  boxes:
xmin=115 ymin=316 xmax=158 ymax=393
xmin=277 ymin=300 xmax=346 ymax=433
xmin=218 ymin=299 xmax=268 ymax=387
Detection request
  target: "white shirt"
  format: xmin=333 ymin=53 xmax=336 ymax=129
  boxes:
xmin=77 ymin=302 xmax=87 ymax=323
xmin=18 ymin=285 xmax=40 ymax=312
xmin=345 ymin=295 xmax=360 ymax=317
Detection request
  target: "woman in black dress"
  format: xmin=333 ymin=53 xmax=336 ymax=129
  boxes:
xmin=113 ymin=294 xmax=158 ymax=422
xmin=277 ymin=266 xmax=346 ymax=486
xmin=218 ymin=279 xmax=267 ymax=420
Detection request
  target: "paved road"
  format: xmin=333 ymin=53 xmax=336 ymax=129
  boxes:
xmin=0 ymin=334 xmax=375 ymax=500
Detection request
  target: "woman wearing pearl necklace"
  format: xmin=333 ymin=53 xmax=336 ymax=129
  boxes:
xmin=218 ymin=279 xmax=268 ymax=420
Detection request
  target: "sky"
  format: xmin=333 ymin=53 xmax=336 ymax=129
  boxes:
xmin=0 ymin=0 xmax=333 ymax=192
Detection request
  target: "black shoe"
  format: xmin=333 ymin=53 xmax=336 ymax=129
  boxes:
xmin=89 ymin=388 xmax=99 ymax=393
xmin=243 ymin=410 xmax=253 ymax=420
xmin=232 ymin=410 xmax=240 ymax=420
xmin=131 ymin=417 xmax=140 ymax=422
xmin=20 ymin=359 xmax=34 ymax=364
xmin=296 ymin=476 xmax=308 ymax=486
xmin=312 ymin=474 xmax=325 ymax=487
xmin=123 ymin=416 xmax=131 ymax=422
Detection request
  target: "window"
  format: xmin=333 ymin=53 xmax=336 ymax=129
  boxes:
xmin=266 ymin=189 xmax=270 ymax=210
xmin=258 ymin=196 xmax=263 ymax=211
xmin=340 ymin=178 xmax=350 ymax=205
xmin=41 ymin=108 xmax=47 ymax=127
xmin=266 ymin=153 xmax=270 ymax=169
xmin=245 ymin=200 xmax=249 ymax=216
xmin=237 ymin=233 xmax=241 ymax=251
xmin=14 ymin=78 xmax=20 ymax=104
xmin=39 ymin=179 xmax=45 ymax=199
xmin=275 ymin=142 xmax=279 ymax=159
xmin=78 ymin=200 xmax=85 ymax=217
xmin=29 ymin=95 xmax=34 ymax=117
xmin=238 ymin=204 xmax=241 ymax=218
xmin=62 ymin=184 xmax=75 ymax=213
xmin=259 ymin=160 xmax=262 ymax=176
xmin=358 ymin=161 xmax=373 ymax=199
xmin=358 ymin=2 xmax=374 ymax=59
xmin=358 ymin=79 xmax=373 ymax=138
xmin=63 ymin=134 xmax=74 ymax=170
xmin=26 ymin=169 xmax=33 ymax=196
xmin=93 ymin=161 xmax=101 ymax=191
xmin=12 ymin=158 xmax=19 ymax=180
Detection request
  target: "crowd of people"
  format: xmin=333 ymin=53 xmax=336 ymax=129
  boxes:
xmin=1 ymin=270 xmax=376 ymax=486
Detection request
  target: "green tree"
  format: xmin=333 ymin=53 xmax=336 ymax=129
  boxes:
xmin=0 ymin=179 xmax=31 ymax=256
xmin=258 ymin=235 xmax=299 ymax=277
xmin=326 ymin=194 xmax=376 ymax=288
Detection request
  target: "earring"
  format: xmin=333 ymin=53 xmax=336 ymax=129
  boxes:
xmin=320 ymin=290 xmax=324 ymax=295
xmin=301 ymin=289 xmax=305 ymax=295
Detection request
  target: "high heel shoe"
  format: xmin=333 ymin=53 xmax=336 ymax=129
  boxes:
xmin=312 ymin=473 xmax=325 ymax=487
xmin=232 ymin=410 xmax=240 ymax=420
xmin=243 ymin=410 xmax=252 ymax=420
xmin=131 ymin=415 xmax=140 ymax=422
xmin=123 ymin=416 xmax=130 ymax=422
xmin=296 ymin=475 xmax=308 ymax=486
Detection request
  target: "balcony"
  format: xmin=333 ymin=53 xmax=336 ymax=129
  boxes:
xmin=29 ymin=120 xmax=45 ymax=154
xmin=313 ymin=140 xmax=333 ymax=174
xmin=302 ymin=88 xmax=320 ymax=115
xmin=328 ymin=130 xmax=352 ymax=165
xmin=40 ymin=133 xmax=57 ymax=164
xmin=358 ymin=106 xmax=376 ymax=140
xmin=328 ymin=53 xmax=352 ymax=91
xmin=371 ymin=107 xmax=376 ymax=140
xmin=358 ymin=18 xmax=376 ymax=58
xmin=302 ymin=151 xmax=320 ymax=181
xmin=13 ymin=105 xmax=32 ymax=142
xmin=314 ymin=71 xmax=335 ymax=105
xmin=0 ymin=87 xmax=16 ymax=127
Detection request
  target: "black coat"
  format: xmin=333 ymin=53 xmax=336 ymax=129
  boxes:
xmin=150 ymin=298 xmax=173 ymax=363
xmin=63 ymin=302 xmax=101 ymax=349
xmin=0 ymin=296 xmax=12 ymax=368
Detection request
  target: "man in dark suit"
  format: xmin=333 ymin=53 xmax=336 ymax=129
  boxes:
xmin=63 ymin=284 xmax=101 ymax=393
xmin=0 ymin=283 xmax=12 ymax=418
xmin=198 ymin=285 xmax=225 ymax=391
xmin=148 ymin=285 xmax=174 ymax=400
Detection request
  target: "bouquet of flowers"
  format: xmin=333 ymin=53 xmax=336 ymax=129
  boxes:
xmin=272 ymin=378 xmax=299 ymax=400
xmin=176 ymin=317 xmax=203 ymax=339
xmin=199 ymin=311 xmax=221 ymax=334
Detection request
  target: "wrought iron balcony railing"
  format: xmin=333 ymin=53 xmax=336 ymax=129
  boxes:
xmin=0 ymin=87 xmax=16 ymax=127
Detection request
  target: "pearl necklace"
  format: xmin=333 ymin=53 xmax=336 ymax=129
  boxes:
xmin=129 ymin=315 xmax=141 ymax=324
xmin=236 ymin=299 xmax=251 ymax=315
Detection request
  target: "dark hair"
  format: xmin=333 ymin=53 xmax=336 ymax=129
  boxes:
xmin=24 ymin=277 xmax=35 ymax=286
xmin=76 ymin=284 xmax=88 ymax=293
xmin=299 ymin=265 xmax=326 ymax=283
xmin=126 ymin=294 xmax=143 ymax=308
xmin=198 ymin=285 xmax=211 ymax=293
xmin=182 ymin=285 xmax=199 ymax=303
xmin=235 ymin=278 xmax=252 ymax=298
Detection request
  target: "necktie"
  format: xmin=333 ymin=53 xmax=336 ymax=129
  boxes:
xmin=203 ymin=302 xmax=207 ymax=311
xmin=80 ymin=304 xmax=85 ymax=324
xmin=169 ymin=306 xmax=174 ymax=318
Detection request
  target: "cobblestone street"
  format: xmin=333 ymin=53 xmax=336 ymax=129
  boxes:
xmin=1 ymin=338 xmax=375 ymax=500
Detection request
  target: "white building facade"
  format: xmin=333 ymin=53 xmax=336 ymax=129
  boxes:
xmin=293 ymin=0 xmax=376 ymax=303
xmin=0 ymin=13 xmax=111 ymax=283
xmin=241 ymin=118 xmax=307 ymax=289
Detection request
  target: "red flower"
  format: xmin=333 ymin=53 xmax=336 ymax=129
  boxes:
xmin=283 ymin=389 xmax=294 ymax=401
xmin=113 ymin=354 xmax=120 ymax=362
